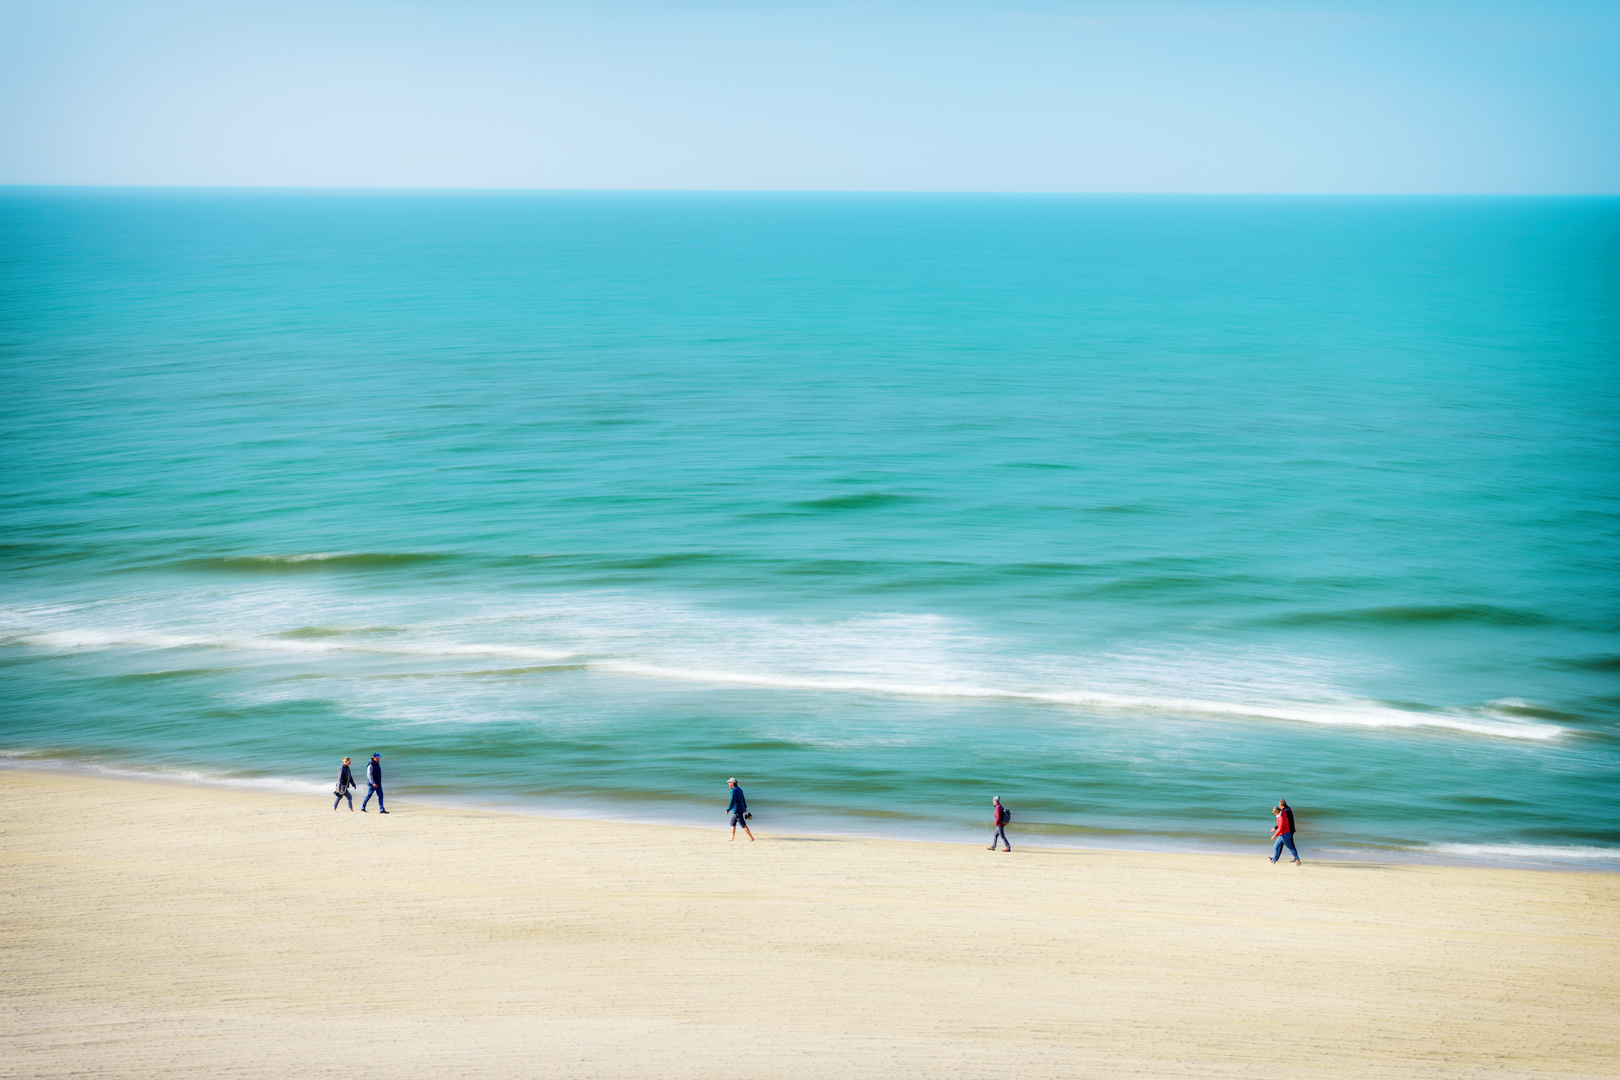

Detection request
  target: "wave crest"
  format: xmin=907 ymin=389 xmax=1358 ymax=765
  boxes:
xmin=1263 ymin=604 xmax=1551 ymax=628
xmin=175 ymin=553 xmax=453 ymax=573
xmin=1419 ymin=843 xmax=1620 ymax=865
xmin=596 ymin=661 xmax=1563 ymax=740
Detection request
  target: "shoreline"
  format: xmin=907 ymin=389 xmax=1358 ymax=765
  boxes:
xmin=6 ymin=767 xmax=1618 ymax=1079
xmin=4 ymin=753 xmax=1617 ymax=872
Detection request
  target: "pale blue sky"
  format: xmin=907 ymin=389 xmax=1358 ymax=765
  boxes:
xmin=1 ymin=0 xmax=1616 ymax=192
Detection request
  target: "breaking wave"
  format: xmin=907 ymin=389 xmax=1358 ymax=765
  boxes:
xmin=1417 ymin=843 xmax=1620 ymax=866
xmin=173 ymin=552 xmax=455 ymax=573
xmin=4 ymin=620 xmax=1564 ymax=740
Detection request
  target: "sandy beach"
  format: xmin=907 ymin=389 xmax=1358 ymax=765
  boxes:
xmin=2 ymin=769 xmax=1616 ymax=1079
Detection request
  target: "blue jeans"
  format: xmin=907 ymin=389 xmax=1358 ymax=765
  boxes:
xmin=334 ymin=788 xmax=352 ymax=809
xmin=990 ymin=825 xmax=1010 ymax=850
xmin=363 ymin=784 xmax=385 ymax=811
xmin=1272 ymin=832 xmax=1299 ymax=862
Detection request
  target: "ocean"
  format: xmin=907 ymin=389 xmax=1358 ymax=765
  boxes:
xmin=2 ymin=189 xmax=1617 ymax=866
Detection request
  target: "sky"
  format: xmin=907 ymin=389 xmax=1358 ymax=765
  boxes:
xmin=0 ymin=0 xmax=1616 ymax=193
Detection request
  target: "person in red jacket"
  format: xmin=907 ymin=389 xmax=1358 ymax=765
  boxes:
xmin=1270 ymin=799 xmax=1300 ymax=864
xmin=988 ymin=795 xmax=1011 ymax=852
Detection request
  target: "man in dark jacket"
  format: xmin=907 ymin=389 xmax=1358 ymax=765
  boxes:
xmin=726 ymin=778 xmax=753 ymax=841
xmin=362 ymin=753 xmax=388 ymax=814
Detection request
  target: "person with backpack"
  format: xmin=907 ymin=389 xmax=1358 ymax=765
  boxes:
xmin=988 ymin=795 xmax=1012 ymax=852
xmin=1270 ymin=799 xmax=1300 ymax=864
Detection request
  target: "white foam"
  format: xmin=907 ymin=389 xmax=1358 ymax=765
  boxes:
xmin=595 ymin=660 xmax=1563 ymax=740
xmin=0 ymin=754 xmax=330 ymax=796
xmin=0 ymin=587 xmax=1570 ymax=742
xmin=247 ymin=552 xmax=347 ymax=563
xmin=1419 ymin=843 xmax=1620 ymax=864
xmin=14 ymin=629 xmax=576 ymax=664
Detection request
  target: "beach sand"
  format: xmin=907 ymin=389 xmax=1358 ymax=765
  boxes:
xmin=2 ymin=769 xmax=1616 ymax=1079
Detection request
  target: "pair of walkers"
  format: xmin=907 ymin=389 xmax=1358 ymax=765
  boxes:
xmin=333 ymin=753 xmax=387 ymax=813
xmin=1270 ymin=799 xmax=1300 ymax=864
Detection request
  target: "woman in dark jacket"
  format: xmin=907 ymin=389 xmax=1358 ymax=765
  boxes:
xmin=333 ymin=757 xmax=357 ymax=811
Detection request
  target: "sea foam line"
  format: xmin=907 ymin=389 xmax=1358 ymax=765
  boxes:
xmin=1417 ymin=843 xmax=1620 ymax=864
xmin=0 ymin=754 xmax=331 ymax=796
xmin=597 ymin=661 xmax=1563 ymax=740
xmin=9 ymin=630 xmax=1565 ymax=740
xmin=14 ymin=630 xmax=576 ymax=664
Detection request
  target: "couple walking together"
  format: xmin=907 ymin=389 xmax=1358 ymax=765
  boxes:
xmin=1270 ymin=799 xmax=1300 ymax=863
xmin=333 ymin=753 xmax=388 ymax=813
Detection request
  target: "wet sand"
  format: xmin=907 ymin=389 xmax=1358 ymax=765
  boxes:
xmin=3 ymin=768 xmax=1617 ymax=1078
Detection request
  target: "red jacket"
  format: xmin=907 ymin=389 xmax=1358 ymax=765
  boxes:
xmin=994 ymin=804 xmax=1009 ymax=826
xmin=1273 ymin=807 xmax=1296 ymax=836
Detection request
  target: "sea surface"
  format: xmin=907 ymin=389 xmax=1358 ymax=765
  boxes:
xmin=2 ymin=189 xmax=1618 ymax=866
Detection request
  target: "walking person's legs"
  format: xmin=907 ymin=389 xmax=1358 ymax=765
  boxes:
xmin=362 ymin=784 xmax=377 ymax=811
xmin=989 ymin=825 xmax=1010 ymax=851
xmin=1282 ymin=833 xmax=1299 ymax=863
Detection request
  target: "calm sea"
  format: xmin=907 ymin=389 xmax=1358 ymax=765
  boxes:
xmin=2 ymin=189 xmax=1617 ymax=865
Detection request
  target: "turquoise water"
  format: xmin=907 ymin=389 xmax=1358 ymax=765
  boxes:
xmin=3 ymin=189 xmax=1618 ymax=865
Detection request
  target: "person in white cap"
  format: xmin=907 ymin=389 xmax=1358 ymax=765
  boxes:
xmin=726 ymin=778 xmax=754 ymax=841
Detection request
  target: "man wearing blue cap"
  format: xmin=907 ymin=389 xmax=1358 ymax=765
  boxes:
xmin=362 ymin=752 xmax=388 ymax=813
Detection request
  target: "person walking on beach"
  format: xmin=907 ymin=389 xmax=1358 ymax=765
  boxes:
xmin=333 ymin=757 xmax=357 ymax=812
xmin=1270 ymin=799 xmax=1299 ymax=864
xmin=726 ymin=778 xmax=754 ymax=841
xmin=989 ymin=795 xmax=1011 ymax=852
xmin=362 ymin=752 xmax=388 ymax=814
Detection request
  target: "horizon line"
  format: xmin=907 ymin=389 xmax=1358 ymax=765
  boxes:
xmin=2 ymin=184 xmax=1617 ymax=198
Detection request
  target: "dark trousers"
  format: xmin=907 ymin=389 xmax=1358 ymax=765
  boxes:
xmin=990 ymin=824 xmax=1010 ymax=850
xmin=363 ymin=783 xmax=385 ymax=811
xmin=334 ymin=788 xmax=352 ymax=809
